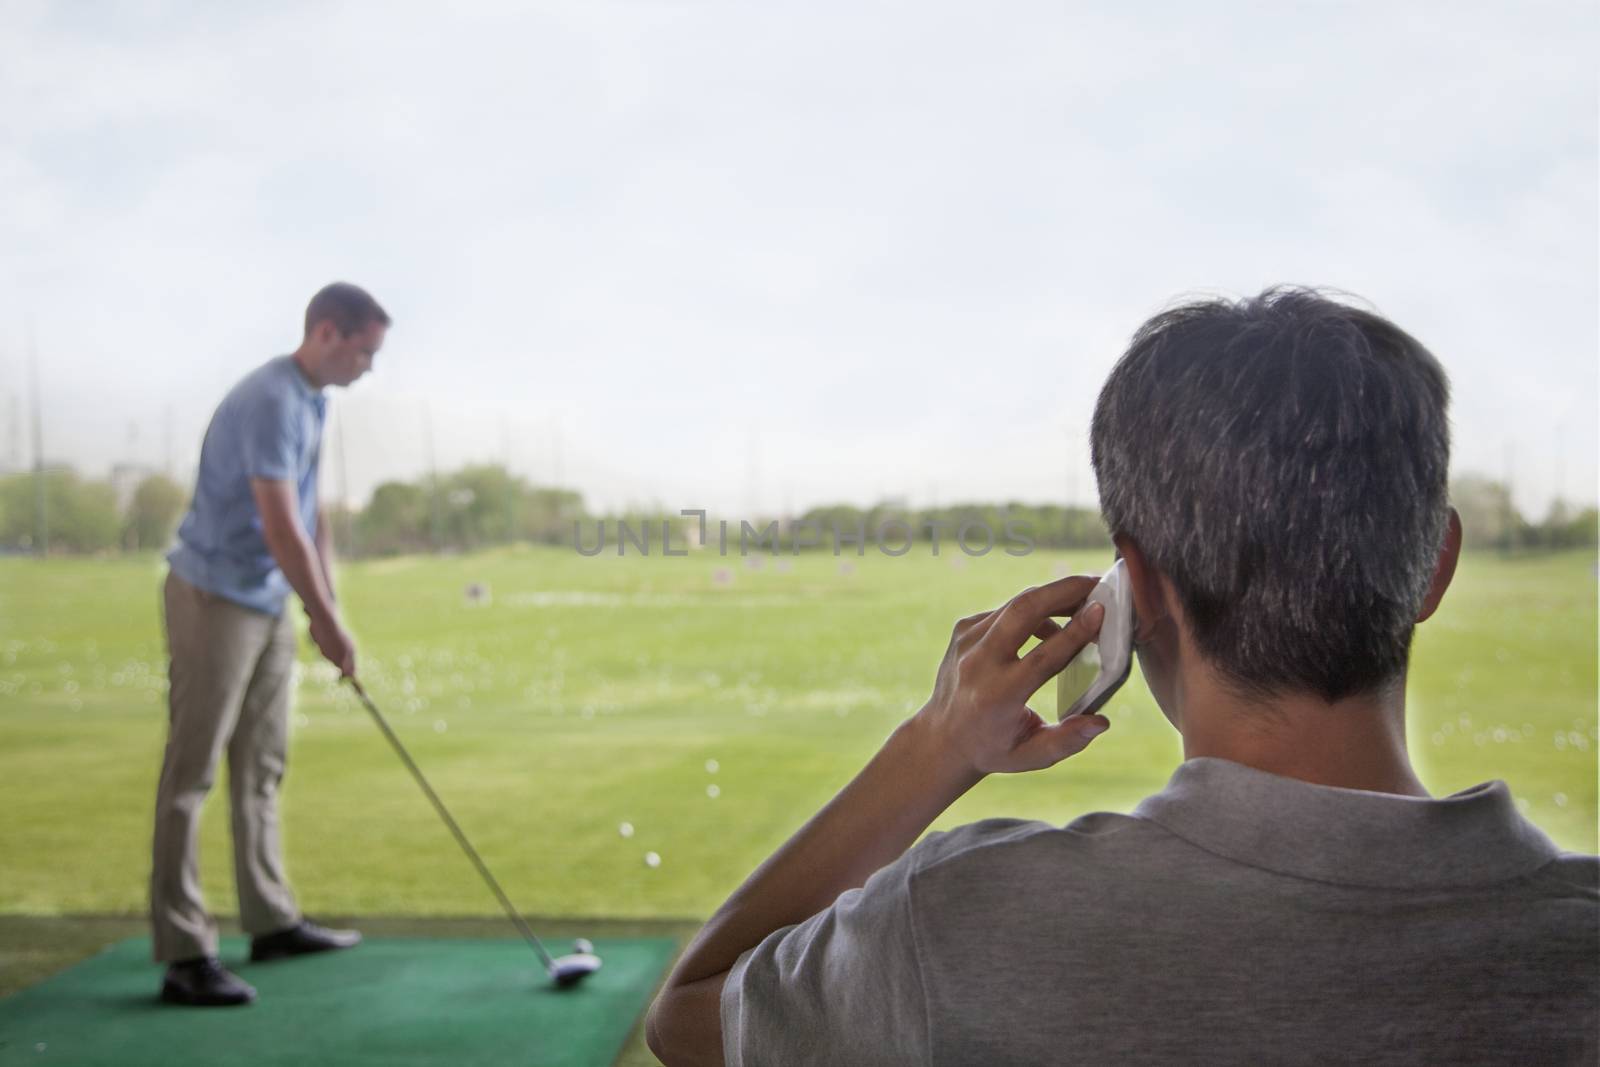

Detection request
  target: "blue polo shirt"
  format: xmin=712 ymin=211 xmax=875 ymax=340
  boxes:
xmin=168 ymin=356 xmax=327 ymax=616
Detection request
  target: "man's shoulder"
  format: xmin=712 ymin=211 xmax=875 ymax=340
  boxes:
xmin=1534 ymin=851 xmax=1600 ymax=896
xmin=222 ymin=356 xmax=296 ymax=403
xmin=217 ymin=358 xmax=306 ymax=427
xmin=908 ymin=810 xmax=1165 ymax=880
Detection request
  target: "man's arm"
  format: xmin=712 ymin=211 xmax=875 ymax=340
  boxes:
xmin=252 ymin=477 xmax=354 ymax=676
xmin=645 ymin=578 xmax=1111 ymax=1066
xmin=646 ymin=718 xmax=979 ymax=1067
xmin=314 ymin=509 xmax=337 ymax=603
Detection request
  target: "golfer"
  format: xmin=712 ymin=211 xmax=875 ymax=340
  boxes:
xmin=150 ymin=282 xmax=389 ymax=1007
xmin=647 ymin=287 xmax=1599 ymax=1064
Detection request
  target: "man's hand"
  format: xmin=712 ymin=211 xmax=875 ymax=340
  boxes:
xmin=308 ymin=611 xmax=356 ymax=678
xmin=914 ymin=575 xmax=1110 ymax=776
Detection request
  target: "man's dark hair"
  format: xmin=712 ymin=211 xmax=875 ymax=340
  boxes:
xmin=304 ymin=282 xmax=391 ymax=338
xmin=1090 ymin=286 xmax=1452 ymax=703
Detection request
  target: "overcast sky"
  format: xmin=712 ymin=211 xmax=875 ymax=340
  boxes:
xmin=2 ymin=1 xmax=1595 ymax=519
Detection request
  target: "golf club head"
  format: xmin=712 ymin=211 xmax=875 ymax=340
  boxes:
xmin=549 ymin=950 xmax=602 ymax=988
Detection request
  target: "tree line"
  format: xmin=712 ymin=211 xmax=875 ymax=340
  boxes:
xmin=1 ymin=464 xmax=1594 ymax=557
xmin=0 ymin=468 xmax=188 ymax=554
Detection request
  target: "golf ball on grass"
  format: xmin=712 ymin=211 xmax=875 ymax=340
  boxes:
xmin=644 ymin=851 xmax=661 ymax=868
xmin=619 ymin=821 xmax=634 ymax=838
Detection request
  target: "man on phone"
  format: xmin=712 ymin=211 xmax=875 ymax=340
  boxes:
xmin=647 ymin=287 xmax=1598 ymax=1064
xmin=151 ymin=282 xmax=389 ymax=1007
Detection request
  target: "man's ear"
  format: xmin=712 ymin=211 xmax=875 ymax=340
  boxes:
xmin=1112 ymin=534 xmax=1168 ymax=644
xmin=1414 ymin=507 xmax=1462 ymax=624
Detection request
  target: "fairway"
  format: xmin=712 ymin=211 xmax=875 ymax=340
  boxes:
xmin=1 ymin=546 xmax=1595 ymax=929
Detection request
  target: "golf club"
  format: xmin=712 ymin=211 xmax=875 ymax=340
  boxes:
xmin=344 ymin=676 xmax=602 ymax=988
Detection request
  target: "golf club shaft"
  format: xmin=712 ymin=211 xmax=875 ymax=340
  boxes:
xmin=345 ymin=677 xmax=556 ymax=969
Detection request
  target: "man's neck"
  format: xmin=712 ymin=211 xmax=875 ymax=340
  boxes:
xmin=1176 ymin=667 xmax=1430 ymax=797
xmin=290 ymin=348 xmax=326 ymax=390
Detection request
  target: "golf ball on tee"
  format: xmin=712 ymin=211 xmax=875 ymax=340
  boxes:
xmin=644 ymin=851 xmax=661 ymax=868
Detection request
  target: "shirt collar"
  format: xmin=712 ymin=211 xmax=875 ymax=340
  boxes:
xmin=284 ymin=355 xmax=322 ymax=399
xmin=1132 ymin=757 xmax=1561 ymax=889
xmin=283 ymin=355 xmax=327 ymax=414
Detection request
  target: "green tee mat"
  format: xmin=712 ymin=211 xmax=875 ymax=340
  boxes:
xmin=0 ymin=936 xmax=678 ymax=1067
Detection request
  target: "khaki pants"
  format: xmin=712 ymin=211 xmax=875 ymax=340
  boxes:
xmin=150 ymin=571 xmax=301 ymax=963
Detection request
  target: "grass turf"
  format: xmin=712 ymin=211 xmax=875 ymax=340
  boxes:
xmin=0 ymin=917 xmax=696 ymax=1067
xmin=0 ymin=546 xmax=1594 ymax=927
xmin=0 ymin=933 xmax=677 ymax=1067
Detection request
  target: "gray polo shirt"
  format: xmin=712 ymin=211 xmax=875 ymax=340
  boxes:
xmin=723 ymin=757 xmax=1598 ymax=1065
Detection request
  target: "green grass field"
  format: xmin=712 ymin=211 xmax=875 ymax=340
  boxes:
xmin=1 ymin=546 xmax=1596 ymax=928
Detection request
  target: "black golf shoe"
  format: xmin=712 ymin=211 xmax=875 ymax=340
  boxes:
xmin=249 ymin=918 xmax=362 ymax=962
xmin=160 ymin=956 xmax=256 ymax=1007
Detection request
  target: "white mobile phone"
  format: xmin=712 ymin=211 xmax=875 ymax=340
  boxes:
xmin=1055 ymin=558 xmax=1136 ymax=720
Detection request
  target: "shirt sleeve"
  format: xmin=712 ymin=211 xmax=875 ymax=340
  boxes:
xmin=239 ymin=390 xmax=301 ymax=482
xmin=721 ymin=846 xmax=930 ymax=1067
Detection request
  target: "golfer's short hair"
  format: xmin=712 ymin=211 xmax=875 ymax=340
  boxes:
xmin=1090 ymin=286 xmax=1451 ymax=703
xmin=304 ymin=282 xmax=391 ymax=338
